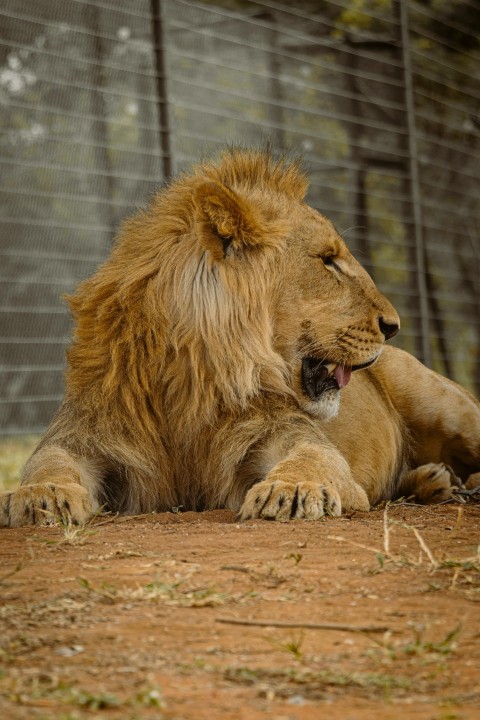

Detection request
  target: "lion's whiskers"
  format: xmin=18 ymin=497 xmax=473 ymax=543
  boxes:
xmin=299 ymin=327 xmax=351 ymax=362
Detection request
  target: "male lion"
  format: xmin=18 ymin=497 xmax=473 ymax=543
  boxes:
xmin=2 ymin=149 xmax=479 ymax=527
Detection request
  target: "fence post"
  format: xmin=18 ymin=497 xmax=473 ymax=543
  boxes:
xmin=150 ymin=0 xmax=175 ymax=180
xmin=397 ymin=0 xmax=431 ymax=367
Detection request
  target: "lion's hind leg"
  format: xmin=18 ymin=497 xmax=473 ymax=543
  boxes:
xmin=398 ymin=463 xmax=462 ymax=505
xmin=0 ymin=445 xmax=100 ymax=527
xmin=462 ymin=472 xmax=480 ymax=503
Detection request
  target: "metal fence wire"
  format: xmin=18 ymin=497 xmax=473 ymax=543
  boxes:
xmin=0 ymin=0 xmax=479 ymax=435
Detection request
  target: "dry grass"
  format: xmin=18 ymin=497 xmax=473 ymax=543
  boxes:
xmin=77 ymin=574 xmax=250 ymax=608
xmin=0 ymin=435 xmax=39 ymax=492
xmin=329 ymin=504 xmax=480 ymax=593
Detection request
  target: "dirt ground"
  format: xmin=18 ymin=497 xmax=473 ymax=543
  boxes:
xmin=1 ymin=502 xmax=480 ymax=720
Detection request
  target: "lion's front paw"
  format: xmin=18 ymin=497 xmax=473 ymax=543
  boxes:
xmin=0 ymin=483 xmax=93 ymax=527
xmin=239 ymin=480 xmax=341 ymax=521
xmin=406 ymin=463 xmax=462 ymax=504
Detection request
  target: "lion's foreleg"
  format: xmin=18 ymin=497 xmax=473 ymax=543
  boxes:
xmin=0 ymin=445 xmax=101 ymax=527
xmin=239 ymin=439 xmax=369 ymax=521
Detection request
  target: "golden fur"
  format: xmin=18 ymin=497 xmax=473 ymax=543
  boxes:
xmin=2 ymin=148 xmax=479 ymax=527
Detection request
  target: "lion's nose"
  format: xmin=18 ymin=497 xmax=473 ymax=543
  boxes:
xmin=379 ymin=316 xmax=399 ymax=340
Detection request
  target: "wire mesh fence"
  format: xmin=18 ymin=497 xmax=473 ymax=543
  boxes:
xmin=1 ymin=0 xmax=479 ymax=435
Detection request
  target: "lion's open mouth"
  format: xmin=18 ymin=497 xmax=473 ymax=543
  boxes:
xmin=300 ymin=355 xmax=378 ymax=402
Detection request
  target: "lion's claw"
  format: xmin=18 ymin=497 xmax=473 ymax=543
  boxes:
xmin=240 ymin=480 xmax=341 ymax=521
xmin=0 ymin=483 xmax=93 ymax=527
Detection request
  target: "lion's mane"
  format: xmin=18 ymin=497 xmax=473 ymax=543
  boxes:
xmin=44 ymin=150 xmax=313 ymax=511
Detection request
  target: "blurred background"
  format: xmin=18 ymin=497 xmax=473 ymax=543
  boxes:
xmin=0 ymin=0 xmax=479 ymax=437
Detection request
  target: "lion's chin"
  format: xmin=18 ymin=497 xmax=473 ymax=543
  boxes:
xmin=298 ymin=353 xmax=381 ymax=420
xmin=300 ymin=389 xmax=341 ymax=421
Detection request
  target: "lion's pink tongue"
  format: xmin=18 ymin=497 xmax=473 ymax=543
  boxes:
xmin=334 ymin=365 xmax=352 ymax=388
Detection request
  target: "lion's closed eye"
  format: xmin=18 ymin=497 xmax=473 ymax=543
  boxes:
xmin=309 ymin=253 xmax=342 ymax=272
xmin=322 ymin=256 xmax=341 ymax=271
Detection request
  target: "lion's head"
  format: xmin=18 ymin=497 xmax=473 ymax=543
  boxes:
xmin=68 ymin=148 xmax=399 ymax=429
xmin=267 ymin=198 xmax=400 ymax=420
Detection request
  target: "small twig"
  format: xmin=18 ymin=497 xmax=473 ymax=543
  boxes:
xmin=410 ymin=526 xmax=438 ymax=569
xmin=327 ymin=534 xmax=385 ymax=556
xmin=388 ymin=518 xmax=438 ymax=570
xmin=220 ymin=565 xmax=250 ymax=574
xmin=91 ymin=513 xmax=120 ymax=527
xmin=450 ymin=567 xmax=461 ymax=590
xmin=0 ymin=550 xmax=33 ymax=586
xmin=0 ymin=559 xmax=27 ymax=585
xmin=216 ymin=617 xmax=390 ymax=634
xmin=103 ymin=513 xmax=152 ymax=524
xmin=454 ymin=486 xmax=480 ymax=501
xmin=455 ymin=506 xmax=464 ymax=528
xmin=383 ymin=505 xmax=391 ymax=556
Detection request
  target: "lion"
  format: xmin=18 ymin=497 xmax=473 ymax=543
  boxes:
xmin=2 ymin=148 xmax=479 ymax=527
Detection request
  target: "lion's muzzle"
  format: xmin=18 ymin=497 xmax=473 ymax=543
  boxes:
xmin=301 ymin=354 xmax=381 ymax=402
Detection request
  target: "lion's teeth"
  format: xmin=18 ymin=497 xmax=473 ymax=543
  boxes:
xmin=324 ymin=363 xmax=337 ymax=375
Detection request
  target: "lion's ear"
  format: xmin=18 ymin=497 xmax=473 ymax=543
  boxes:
xmin=193 ymin=180 xmax=276 ymax=261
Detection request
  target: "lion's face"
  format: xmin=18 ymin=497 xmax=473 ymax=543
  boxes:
xmin=271 ymin=204 xmax=399 ymax=419
xmin=183 ymin=151 xmax=399 ymax=420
